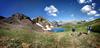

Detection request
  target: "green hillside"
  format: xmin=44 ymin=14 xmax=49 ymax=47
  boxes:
xmin=61 ymin=18 xmax=100 ymax=33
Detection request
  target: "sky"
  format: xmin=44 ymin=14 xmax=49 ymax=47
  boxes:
xmin=0 ymin=0 xmax=100 ymax=22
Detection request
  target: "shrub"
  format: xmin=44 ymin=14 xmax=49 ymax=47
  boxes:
xmin=92 ymin=23 xmax=100 ymax=32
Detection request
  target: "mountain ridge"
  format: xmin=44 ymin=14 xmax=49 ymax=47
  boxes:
xmin=0 ymin=13 xmax=53 ymax=32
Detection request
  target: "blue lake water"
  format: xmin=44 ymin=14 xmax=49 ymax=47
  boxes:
xmin=49 ymin=28 xmax=65 ymax=32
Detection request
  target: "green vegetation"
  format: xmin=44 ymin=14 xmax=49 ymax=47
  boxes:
xmin=0 ymin=18 xmax=100 ymax=48
xmin=92 ymin=23 xmax=100 ymax=32
xmin=60 ymin=23 xmax=87 ymax=32
xmin=61 ymin=18 xmax=100 ymax=33
xmin=0 ymin=28 xmax=100 ymax=48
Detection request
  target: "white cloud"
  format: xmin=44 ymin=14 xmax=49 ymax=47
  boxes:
xmin=44 ymin=5 xmax=58 ymax=16
xmin=81 ymin=5 xmax=93 ymax=13
xmin=87 ymin=10 xmax=97 ymax=15
xmin=86 ymin=20 xmax=89 ymax=22
xmin=81 ymin=5 xmax=100 ymax=16
xmin=51 ymin=13 xmax=57 ymax=16
xmin=89 ymin=17 xmax=95 ymax=21
xmin=95 ymin=14 xmax=100 ymax=16
xmin=78 ymin=0 xmax=86 ymax=4
xmin=92 ymin=3 xmax=96 ymax=8
xmin=79 ymin=0 xmax=100 ymax=17
xmin=78 ymin=0 xmax=92 ymax=4
xmin=87 ymin=0 xmax=92 ymax=3
xmin=86 ymin=17 xmax=95 ymax=21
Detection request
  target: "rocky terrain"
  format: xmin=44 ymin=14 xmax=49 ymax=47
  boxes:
xmin=0 ymin=13 xmax=53 ymax=32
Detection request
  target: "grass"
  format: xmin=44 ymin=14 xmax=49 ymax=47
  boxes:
xmin=0 ymin=29 xmax=100 ymax=48
xmin=60 ymin=23 xmax=87 ymax=33
xmin=0 ymin=23 xmax=100 ymax=48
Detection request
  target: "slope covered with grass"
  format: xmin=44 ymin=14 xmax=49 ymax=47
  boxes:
xmin=61 ymin=18 xmax=100 ymax=33
xmin=0 ymin=28 xmax=100 ymax=48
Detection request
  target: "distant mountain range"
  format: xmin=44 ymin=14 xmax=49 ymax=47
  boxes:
xmin=0 ymin=13 xmax=53 ymax=32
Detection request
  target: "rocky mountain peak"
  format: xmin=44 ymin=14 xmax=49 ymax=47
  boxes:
xmin=0 ymin=16 xmax=5 ymax=20
xmin=6 ymin=13 xmax=31 ymax=24
xmin=33 ymin=16 xmax=46 ymax=23
xmin=11 ymin=13 xmax=31 ymax=20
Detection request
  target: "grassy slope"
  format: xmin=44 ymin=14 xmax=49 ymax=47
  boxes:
xmin=60 ymin=23 xmax=87 ymax=33
xmin=61 ymin=18 xmax=100 ymax=33
xmin=0 ymin=18 xmax=100 ymax=48
xmin=0 ymin=28 xmax=100 ymax=48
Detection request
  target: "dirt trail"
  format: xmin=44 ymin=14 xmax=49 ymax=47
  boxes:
xmin=56 ymin=32 xmax=66 ymax=40
xmin=55 ymin=32 xmax=89 ymax=48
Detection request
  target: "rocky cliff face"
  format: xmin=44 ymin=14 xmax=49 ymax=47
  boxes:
xmin=33 ymin=16 xmax=54 ymax=31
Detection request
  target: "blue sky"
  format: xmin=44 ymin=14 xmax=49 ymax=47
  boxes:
xmin=0 ymin=0 xmax=100 ymax=21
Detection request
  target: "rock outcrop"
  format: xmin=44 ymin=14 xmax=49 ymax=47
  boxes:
xmin=33 ymin=16 xmax=54 ymax=31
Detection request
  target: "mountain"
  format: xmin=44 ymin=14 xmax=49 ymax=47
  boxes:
xmin=0 ymin=16 xmax=5 ymax=20
xmin=6 ymin=13 xmax=32 ymax=24
xmin=80 ymin=18 xmax=100 ymax=32
xmin=32 ymin=16 xmax=54 ymax=31
xmin=0 ymin=13 xmax=53 ymax=32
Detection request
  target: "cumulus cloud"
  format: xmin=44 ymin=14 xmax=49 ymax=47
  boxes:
xmin=78 ymin=0 xmax=85 ymax=4
xmin=95 ymin=14 xmax=100 ymax=16
xmin=81 ymin=5 xmax=93 ymax=13
xmin=87 ymin=10 xmax=97 ymax=15
xmin=44 ymin=5 xmax=58 ymax=16
xmin=81 ymin=5 xmax=100 ymax=16
xmin=78 ymin=0 xmax=100 ymax=16
xmin=78 ymin=0 xmax=92 ymax=4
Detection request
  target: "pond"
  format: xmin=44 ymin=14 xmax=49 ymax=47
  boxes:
xmin=49 ymin=28 xmax=65 ymax=32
